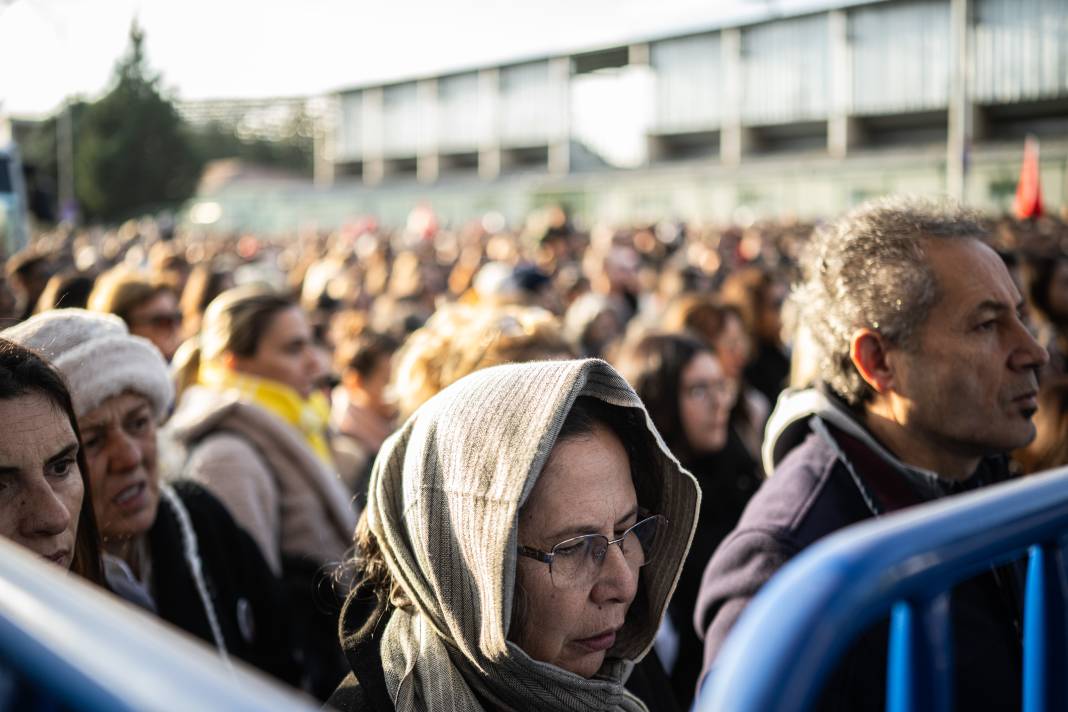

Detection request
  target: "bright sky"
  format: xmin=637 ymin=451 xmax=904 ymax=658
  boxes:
xmin=0 ymin=0 xmax=839 ymax=117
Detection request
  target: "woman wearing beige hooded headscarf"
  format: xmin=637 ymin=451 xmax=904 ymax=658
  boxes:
xmin=329 ymin=358 xmax=700 ymax=712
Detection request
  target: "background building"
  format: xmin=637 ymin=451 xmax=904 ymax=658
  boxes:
xmin=195 ymin=0 xmax=1068 ymax=231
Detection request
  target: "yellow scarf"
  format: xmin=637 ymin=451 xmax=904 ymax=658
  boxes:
xmin=198 ymin=362 xmax=334 ymax=465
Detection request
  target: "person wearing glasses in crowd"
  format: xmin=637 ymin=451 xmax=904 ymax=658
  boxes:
xmin=328 ymin=359 xmax=699 ymax=712
xmin=88 ymin=266 xmax=184 ymax=361
xmin=615 ymin=332 xmax=761 ymax=709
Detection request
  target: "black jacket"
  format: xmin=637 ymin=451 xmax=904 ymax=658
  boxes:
xmin=694 ymin=406 xmax=1024 ymax=711
xmin=150 ymin=481 xmax=299 ymax=685
xmin=668 ymin=432 xmax=760 ymax=709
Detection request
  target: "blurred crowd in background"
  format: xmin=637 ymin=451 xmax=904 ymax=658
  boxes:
xmin=4 ymin=204 xmax=1068 ymax=707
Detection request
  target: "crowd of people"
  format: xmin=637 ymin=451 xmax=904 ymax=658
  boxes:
xmin=0 ymin=199 xmax=1067 ymax=711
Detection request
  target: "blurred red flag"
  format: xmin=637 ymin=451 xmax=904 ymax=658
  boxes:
xmin=1014 ymin=135 xmax=1043 ymax=219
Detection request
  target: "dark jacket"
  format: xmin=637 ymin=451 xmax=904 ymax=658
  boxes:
xmin=325 ymin=592 xmax=388 ymax=712
xmin=694 ymin=388 xmax=1023 ymax=711
xmin=150 ymin=481 xmax=299 ymax=685
xmin=327 ymin=593 xmax=681 ymax=712
xmin=743 ymin=340 xmax=789 ymax=407
xmin=668 ymin=431 xmax=760 ymax=708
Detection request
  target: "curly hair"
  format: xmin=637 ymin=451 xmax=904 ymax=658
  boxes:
xmin=793 ymin=196 xmax=988 ymax=405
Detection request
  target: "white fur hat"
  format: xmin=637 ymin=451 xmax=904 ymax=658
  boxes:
xmin=1 ymin=309 xmax=174 ymax=420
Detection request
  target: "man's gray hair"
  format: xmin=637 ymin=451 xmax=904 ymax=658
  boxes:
xmin=792 ymin=195 xmax=988 ymax=405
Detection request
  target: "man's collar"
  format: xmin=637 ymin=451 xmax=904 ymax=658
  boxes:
xmin=812 ymin=387 xmax=991 ymax=503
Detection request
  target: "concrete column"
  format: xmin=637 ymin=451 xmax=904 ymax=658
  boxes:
xmin=548 ymin=57 xmax=571 ymax=175
xmin=628 ymin=42 xmax=650 ymax=66
xmin=312 ymin=95 xmax=337 ymax=186
xmin=628 ymin=42 xmax=655 ymax=168
xmin=361 ymin=87 xmax=385 ymax=185
xmin=947 ymin=0 xmax=975 ymax=201
xmin=477 ymin=68 xmax=501 ymax=180
xmin=417 ymin=78 xmax=439 ymax=183
xmin=720 ymin=27 xmax=753 ymax=166
xmin=828 ymin=9 xmax=863 ymax=158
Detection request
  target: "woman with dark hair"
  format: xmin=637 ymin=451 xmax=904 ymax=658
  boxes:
xmin=663 ymin=295 xmax=769 ymax=463
xmin=0 ymin=338 xmax=104 ymax=585
xmin=329 ymin=359 xmax=698 ymax=712
xmin=615 ymin=332 xmax=761 ymax=708
xmin=331 ymin=328 xmax=399 ymax=504
xmin=3 ymin=311 xmax=297 ymax=684
xmin=34 ymin=270 xmax=97 ymax=313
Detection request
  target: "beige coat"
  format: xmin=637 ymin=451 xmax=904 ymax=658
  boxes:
xmin=165 ymin=385 xmax=357 ymax=574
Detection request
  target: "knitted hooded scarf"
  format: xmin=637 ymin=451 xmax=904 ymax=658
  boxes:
xmin=363 ymin=359 xmax=700 ymax=712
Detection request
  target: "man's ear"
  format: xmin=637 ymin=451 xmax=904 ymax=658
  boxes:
xmin=850 ymin=328 xmax=895 ymax=394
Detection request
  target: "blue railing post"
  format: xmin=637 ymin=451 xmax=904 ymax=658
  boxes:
xmin=886 ymin=594 xmax=953 ymax=712
xmin=696 ymin=468 xmax=1068 ymax=712
xmin=1022 ymin=542 xmax=1068 ymax=712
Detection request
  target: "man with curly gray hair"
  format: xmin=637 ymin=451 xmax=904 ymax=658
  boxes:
xmin=694 ymin=196 xmax=1048 ymax=710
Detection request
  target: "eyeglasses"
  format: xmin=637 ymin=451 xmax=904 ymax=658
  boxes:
xmin=517 ymin=514 xmax=667 ymax=589
xmin=129 ymin=311 xmax=183 ymax=331
xmin=682 ymin=380 xmax=730 ymax=403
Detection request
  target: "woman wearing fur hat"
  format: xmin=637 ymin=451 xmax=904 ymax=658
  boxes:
xmin=1 ymin=309 xmax=297 ymax=684
xmin=329 ymin=359 xmax=699 ymax=712
xmin=167 ymin=285 xmax=356 ymax=698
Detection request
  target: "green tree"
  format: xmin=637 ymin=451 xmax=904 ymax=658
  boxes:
xmin=74 ymin=22 xmax=201 ymax=222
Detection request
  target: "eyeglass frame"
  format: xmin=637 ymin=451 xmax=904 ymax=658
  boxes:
xmin=516 ymin=513 xmax=667 ymax=585
xmin=681 ymin=379 xmax=731 ymax=403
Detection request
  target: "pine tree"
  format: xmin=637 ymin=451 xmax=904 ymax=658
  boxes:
xmin=74 ymin=22 xmax=201 ymax=222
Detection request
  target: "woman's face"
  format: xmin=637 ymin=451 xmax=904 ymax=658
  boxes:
xmin=127 ymin=291 xmax=183 ymax=362
xmin=349 ymin=353 xmax=394 ymax=419
xmin=0 ymin=393 xmax=83 ymax=569
xmin=679 ymin=352 xmax=731 ymax=455
xmin=714 ymin=313 xmax=751 ymax=381
xmin=514 ymin=423 xmax=640 ymax=678
xmin=79 ymin=392 xmax=160 ymax=545
xmin=230 ymin=306 xmax=319 ymax=399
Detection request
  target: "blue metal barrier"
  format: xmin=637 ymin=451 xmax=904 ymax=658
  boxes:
xmin=695 ymin=467 xmax=1068 ymax=712
xmin=0 ymin=538 xmax=318 ymax=712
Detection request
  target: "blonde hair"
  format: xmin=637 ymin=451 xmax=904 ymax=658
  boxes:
xmin=661 ymin=293 xmax=741 ymax=345
xmin=392 ymin=303 xmax=573 ymax=421
xmin=171 ymin=284 xmax=295 ymax=398
xmin=87 ymin=266 xmax=175 ymax=324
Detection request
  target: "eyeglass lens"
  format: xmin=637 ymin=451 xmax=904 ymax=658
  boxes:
xmin=548 ymin=515 xmax=662 ymax=588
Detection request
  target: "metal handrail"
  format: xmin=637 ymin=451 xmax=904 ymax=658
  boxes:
xmin=0 ymin=538 xmax=318 ymax=711
xmin=695 ymin=466 xmax=1068 ymax=712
